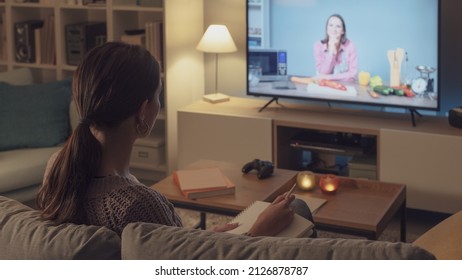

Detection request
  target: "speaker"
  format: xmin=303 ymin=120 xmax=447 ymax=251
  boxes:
xmin=65 ymin=22 xmax=106 ymax=65
xmin=14 ymin=20 xmax=44 ymax=63
xmin=449 ymin=107 xmax=462 ymax=128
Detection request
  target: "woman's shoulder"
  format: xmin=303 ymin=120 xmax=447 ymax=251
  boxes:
xmin=88 ymin=175 xmax=161 ymax=199
xmin=119 ymin=183 xmax=164 ymax=199
xmin=342 ymin=39 xmax=356 ymax=49
xmin=107 ymin=179 xmax=168 ymax=204
xmin=313 ymin=40 xmax=328 ymax=53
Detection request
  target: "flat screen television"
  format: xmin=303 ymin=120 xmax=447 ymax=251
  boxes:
xmin=247 ymin=0 xmax=440 ymax=113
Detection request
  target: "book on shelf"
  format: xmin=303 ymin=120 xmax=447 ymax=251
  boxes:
xmin=120 ymin=34 xmax=146 ymax=47
xmin=85 ymin=0 xmax=106 ymax=7
xmin=227 ymin=200 xmax=314 ymax=238
xmin=34 ymin=28 xmax=42 ymax=64
xmin=40 ymin=14 xmax=55 ymax=65
xmin=78 ymin=0 xmax=106 ymax=6
xmin=173 ymin=167 xmax=235 ymax=199
xmin=0 ymin=13 xmax=4 ymax=61
xmin=145 ymin=21 xmax=163 ymax=67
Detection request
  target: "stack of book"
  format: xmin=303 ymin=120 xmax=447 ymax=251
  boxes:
xmin=173 ymin=167 xmax=235 ymax=199
xmin=35 ymin=15 xmax=55 ymax=65
xmin=145 ymin=21 xmax=163 ymax=67
xmin=0 ymin=13 xmax=4 ymax=61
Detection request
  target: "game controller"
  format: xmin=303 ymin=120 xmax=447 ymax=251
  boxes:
xmin=242 ymin=159 xmax=274 ymax=179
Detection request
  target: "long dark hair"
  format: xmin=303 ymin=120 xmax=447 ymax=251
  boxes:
xmin=321 ymin=14 xmax=348 ymax=45
xmin=37 ymin=42 xmax=161 ymax=224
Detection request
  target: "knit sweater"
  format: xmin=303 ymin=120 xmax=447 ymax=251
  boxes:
xmin=83 ymin=175 xmax=183 ymax=236
xmin=43 ymin=152 xmax=182 ymax=235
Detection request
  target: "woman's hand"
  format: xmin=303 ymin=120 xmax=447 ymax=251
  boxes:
xmin=210 ymin=222 xmax=240 ymax=232
xmin=246 ymin=193 xmax=295 ymax=237
xmin=328 ymin=36 xmax=340 ymax=55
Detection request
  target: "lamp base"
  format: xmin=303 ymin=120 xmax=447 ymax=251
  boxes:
xmin=203 ymin=93 xmax=230 ymax=104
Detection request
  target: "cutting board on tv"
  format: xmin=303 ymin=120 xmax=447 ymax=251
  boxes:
xmin=307 ymin=83 xmax=357 ymax=97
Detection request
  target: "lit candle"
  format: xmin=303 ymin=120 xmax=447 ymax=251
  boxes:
xmin=320 ymin=174 xmax=339 ymax=194
xmin=297 ymin=171 xmax=316 ymax=191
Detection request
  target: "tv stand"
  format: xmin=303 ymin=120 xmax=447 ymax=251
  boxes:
xmin=259 ymin=97 xmax=279 ymax=112
xmin=409 ymin=109 xmax=422 ymax=127
xmin=178 ymin=97 xmax=462 ymax=214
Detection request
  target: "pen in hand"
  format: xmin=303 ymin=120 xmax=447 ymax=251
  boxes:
xmin=285 ymin=183 xmax=297 ymax=199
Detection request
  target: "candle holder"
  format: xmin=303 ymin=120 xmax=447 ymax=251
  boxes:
xmin=296 ymin=171 xmax=316 ymax=191
xmin=320 ymin=174 xmax=339 ymax=194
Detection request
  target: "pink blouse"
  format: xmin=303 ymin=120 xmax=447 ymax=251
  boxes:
xmin=313 ymin=39 xmax=358 ymax=82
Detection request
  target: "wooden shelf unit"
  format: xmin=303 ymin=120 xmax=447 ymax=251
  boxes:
xmin=0 ymin=0 xmax=167 ymax=181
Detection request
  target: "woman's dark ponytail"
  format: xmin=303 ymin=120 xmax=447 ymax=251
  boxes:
xmin=37 ymin=122 xmax=102 ymax=223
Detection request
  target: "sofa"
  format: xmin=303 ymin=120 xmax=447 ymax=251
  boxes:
xmin=0 ymin=68 xmax=77 ymax=203
xmin=2 ymin=195 xmax=461 ymax=260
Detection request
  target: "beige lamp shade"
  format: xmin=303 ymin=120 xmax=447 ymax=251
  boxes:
xmin=196 ymin=25 xmax=237 ymax=53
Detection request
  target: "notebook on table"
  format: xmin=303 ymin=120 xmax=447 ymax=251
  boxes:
xmin=226 ymin=200 xmax=314 ymax=237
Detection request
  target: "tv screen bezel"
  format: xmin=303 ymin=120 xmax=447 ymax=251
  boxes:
xmin=246 ymin=0 xmax=441 ymax=112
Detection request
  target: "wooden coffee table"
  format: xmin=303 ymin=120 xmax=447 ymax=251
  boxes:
xmin=267 ymin=175 xmax=407 ymax=241
xmin=151 ymin=159 xmax=296 ymax=228
xmin=152 ymin=160 xmax=406 ymax=241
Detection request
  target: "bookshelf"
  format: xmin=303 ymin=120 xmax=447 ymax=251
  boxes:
xmin=0 ymin=0 xmax=164 ymax=80
xmin=247 ymin=0 xmax=269 ymax=48
xmin=0 ymin=0 xmax=169 ymax=181
xmin=0 ymin=1 xmax=6 ymax=70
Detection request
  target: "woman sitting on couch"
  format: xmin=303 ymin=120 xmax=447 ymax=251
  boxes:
xmin=36 ymin=42 xmax=314 ymax=237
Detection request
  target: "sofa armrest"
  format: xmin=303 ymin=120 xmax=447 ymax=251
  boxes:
xmin=0 ymin=196 xmax=121 ymax=260
xmin=413 ymin=211 xmax=462 ymax=260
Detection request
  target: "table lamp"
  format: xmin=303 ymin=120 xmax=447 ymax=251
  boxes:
xmin=196 ymin=24 xmax=237 ymax=103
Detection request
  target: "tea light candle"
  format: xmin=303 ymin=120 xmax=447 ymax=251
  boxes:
xmin=297 ymin=171 xmax=316 ymax=191
xmin=320 ymin=174 xmax=339 ymax=194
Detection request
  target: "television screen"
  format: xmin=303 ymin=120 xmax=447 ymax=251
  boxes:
xmin=247 ymin=0 xmax=440 ymax=111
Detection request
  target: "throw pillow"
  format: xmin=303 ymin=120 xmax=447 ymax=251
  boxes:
xmin=0 ymin=79 xmax=72 ymax=151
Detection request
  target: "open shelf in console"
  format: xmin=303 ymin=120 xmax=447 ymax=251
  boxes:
xmin=274 ymin=125 xmax=377 ymax=179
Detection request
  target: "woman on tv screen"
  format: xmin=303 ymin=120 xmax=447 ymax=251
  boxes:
xmin=314 ymin=14 xmax=358 ymax=82
xmin=292 ymin=14 xmax=357 ymax=84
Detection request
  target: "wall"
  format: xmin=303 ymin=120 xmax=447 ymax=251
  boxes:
xmin=165 ymin=0 xmax=205 ymax=173
xmin=203 ymin=0 xmax=247 ymax=97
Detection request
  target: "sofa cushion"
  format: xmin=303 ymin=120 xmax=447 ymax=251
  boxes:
xmin=0 ymin=147 xmax=59 ymax=193
xmin=0 ymin=196 xmax=121 ymax=260
xmin=413 ymin=211 xmax=462 ymax=260
xmin=0 ymin=79 xmax=72 ymax=151
xmin=121 ymin=223 xmax=435 ymax=260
